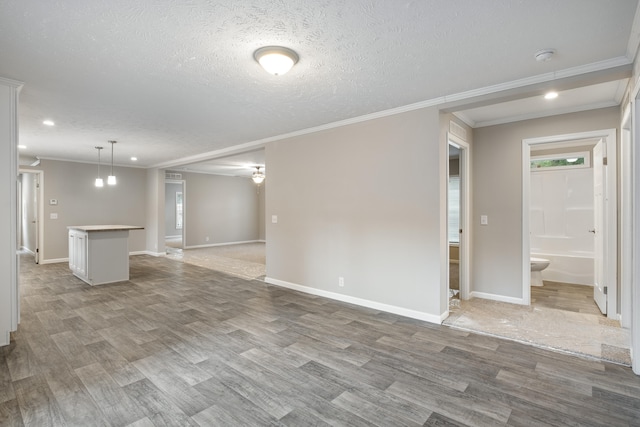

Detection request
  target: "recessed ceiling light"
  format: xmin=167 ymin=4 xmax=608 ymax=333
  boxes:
xmin=254 ymin=46 xmax=299 ymax=75
xmin=535 ymin=49 xmax=556 ymax=62
xmin=566 ymin=158 xmax=578 ymax=163
xmin=18 ymin=145 xmax=26 ymax=149
xmin=544 ymin=91 xmax=558 ymax=100
xmin=42 ymin=120 xmax=55 ymax=126
xmin=130 ymin=157 xmax=137 ymax=161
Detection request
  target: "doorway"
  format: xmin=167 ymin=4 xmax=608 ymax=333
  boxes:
xmin=522 ymin=129 xmax=618 ymax=318
xmin=447 ymin=132 xmax=470 ymax=308
xmin=18 ymin=170 xmax=43 ymax=264
xmin=165 ymin=179 xmax=185 ymax=253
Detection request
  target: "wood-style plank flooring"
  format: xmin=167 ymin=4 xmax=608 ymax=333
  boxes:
xmin=1 ymin=255 xmax=639 ymax=426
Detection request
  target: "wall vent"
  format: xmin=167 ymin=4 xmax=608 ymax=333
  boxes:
xmin=165 ymin=172 xmax=182 ymax=180
xmin=449 ymin=121 xmax=467 ymax=141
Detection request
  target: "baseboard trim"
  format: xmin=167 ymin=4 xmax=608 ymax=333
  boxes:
xmin=40 ymin=258 xmax=68 ymax=264
xmin=185 ymin=240 xmax=262 ymax=249
xmin=142 ymin=251 xmax=166 ymax=257
xmin=264 ymin=277 xmax=442 ymax=324
xmin=470 ymin=291 xmax=526 ymax=305
xmin=40 ymin=251 xmax=158 ymax=264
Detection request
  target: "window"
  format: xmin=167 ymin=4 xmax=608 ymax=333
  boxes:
xmin=531 ymin=151 xmax=590 ymax=171
xmin=448 ymin=176 xmax=460 ymax=243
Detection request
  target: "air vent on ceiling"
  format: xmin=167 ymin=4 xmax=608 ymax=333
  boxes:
xmin=165 ymin=172 xmax=182 ymax=180
xmin=449 ymin=121 xmax=467 ymax=141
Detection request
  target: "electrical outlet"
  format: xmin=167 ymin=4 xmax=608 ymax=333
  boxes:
xmin=205 ymin=236 xmax=210 ymax=242
xmin=338 ymin=277 xmax=344 ymax=287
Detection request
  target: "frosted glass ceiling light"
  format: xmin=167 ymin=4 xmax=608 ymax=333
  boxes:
xmin=95 ymin=146 xmax=104 ymax=187
xmin=544 ymin=91 xmax=558 ymax=100
xmin=107 ymin=140 xmax=117 ymax=185
xmin=252 ymin=166 xmax=265 ymax=184
xmin=254 ymin=46 xmax=298 ymax=75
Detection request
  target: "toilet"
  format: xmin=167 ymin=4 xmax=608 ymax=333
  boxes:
xmin=530 ymin=257 xmax=550 ymax=286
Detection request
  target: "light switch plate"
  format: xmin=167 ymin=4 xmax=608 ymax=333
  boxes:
xmin=50 ymin=213 xmax=58 ymax=220
xmin=49 ymin=199 xmax=58 ymax=205
xmin=271 ymin=215 xmax=278 ymax=224
xmin=480 ymin=215 xmax=488 ymax=225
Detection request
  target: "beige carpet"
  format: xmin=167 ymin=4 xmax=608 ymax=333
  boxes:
xmin=165 ymin=241 xmax=266 ymax=280
xmin=444 ymin=290 xmax=631 ymax=366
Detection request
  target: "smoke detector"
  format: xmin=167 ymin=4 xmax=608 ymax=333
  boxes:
xmin=535 ymin=49 xmax=556 ymax=62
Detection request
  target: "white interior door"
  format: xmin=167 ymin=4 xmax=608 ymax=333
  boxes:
xmin=593 ymin=139 xmax=606 ymax=314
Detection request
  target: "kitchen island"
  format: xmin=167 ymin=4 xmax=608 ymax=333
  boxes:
xmin=68 ymin=225 xmax=144 ymax=285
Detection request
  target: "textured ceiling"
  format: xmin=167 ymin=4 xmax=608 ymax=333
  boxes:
xmin=1 ymin=0 xmax=638 ymax=169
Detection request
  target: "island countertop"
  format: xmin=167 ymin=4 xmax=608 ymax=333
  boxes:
xmin=67 ymin=225 xmax=144 ymax=232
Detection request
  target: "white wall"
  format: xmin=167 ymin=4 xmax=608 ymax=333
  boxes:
xmin=472 ymin=107 xmax=619 ymax=300
xmin=265 ymin=107 xmax=444 ymax=322
xmin=530 ymin=168 xmax=594 ymax=255
xmin=31 ymin=160 xmax=147 ymax=261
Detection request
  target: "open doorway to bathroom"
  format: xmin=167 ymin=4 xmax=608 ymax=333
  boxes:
xmin=165 ymin=179 xmax=185 ymax=255
xmin=447 ymin=132 xmax=470 ymax=310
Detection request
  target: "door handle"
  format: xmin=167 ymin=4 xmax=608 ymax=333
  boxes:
xmin=588 ymin=229 xmax=596 ymax=234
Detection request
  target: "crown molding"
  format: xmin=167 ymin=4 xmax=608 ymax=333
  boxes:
xmin=149 ymin=57 xmax=632 ymax=169
xmin=0 ymin=76 xmax=23 ymax=89
xmin=472 ymin=101 xmax=619 ymax=128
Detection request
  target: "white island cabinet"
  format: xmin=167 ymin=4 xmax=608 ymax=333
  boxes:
xmin=68 ymin=225 xmax=143 ymax=285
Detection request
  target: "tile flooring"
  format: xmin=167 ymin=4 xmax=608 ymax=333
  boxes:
xmin=1 ymin=254 xmax=639 ymax=425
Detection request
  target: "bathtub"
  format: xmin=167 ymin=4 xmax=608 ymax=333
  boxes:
xmin=530 ymin=251 xmax=594 ymax=285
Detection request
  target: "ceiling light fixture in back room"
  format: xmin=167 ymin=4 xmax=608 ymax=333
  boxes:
xmin=252 ymin=166 xmax=265 ymax=184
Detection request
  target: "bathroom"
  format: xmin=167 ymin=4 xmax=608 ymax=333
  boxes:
xmin=529 ymin=141 xmax=596 ymax=290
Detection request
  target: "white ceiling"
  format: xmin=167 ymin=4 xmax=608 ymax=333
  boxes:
xmin=2 ymin=0 xmax=639 ymax=172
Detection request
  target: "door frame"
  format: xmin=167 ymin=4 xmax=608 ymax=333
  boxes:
xmin=446 ymin=132 xmax=471 ymax=302
xmin=522 ymin=129 xmax=617 ymax=313
xmin=18 ymin=169 xmax=44 ymax=263
xmin=165 ymin=179 xmax=186 ymax=248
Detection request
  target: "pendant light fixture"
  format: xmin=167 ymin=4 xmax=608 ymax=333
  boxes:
xmin=95 ymin=146 xmax=104 ymax=187
xmin=252 ymin=166 xmax=265 ymax=184
xmin=107 ymin=140 xmax=117 ymax=185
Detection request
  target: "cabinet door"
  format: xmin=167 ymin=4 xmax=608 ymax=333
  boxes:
xmin=75 ymin=233 xmax=87 ymax=277
xmin=69 ymin=232 xmax=75 ymax=270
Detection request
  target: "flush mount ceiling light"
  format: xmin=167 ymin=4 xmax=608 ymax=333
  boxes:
xmin=252 ymin=166 xmax=265 ymax=184
xmin=544 ymin=91 xmax=559 ymax=100
xmin=254 ymin=46 xmax=299 ymax=75
xmin=535 ymin=48 xmax=556 ymax=62
xmin=566 ymin=158 xmax=578 ymax=163
xmin=42 ymin=119 xmax=55 ymax=126
xmin=95 ymin=146 xmax=104 ymax=187
xmin=107 ymin=140 xmax=117 ymax=185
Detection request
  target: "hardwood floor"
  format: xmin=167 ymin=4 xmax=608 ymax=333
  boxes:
xmin=531 ymin=280 xmax=602 ymax=315
xmin=1 ymin=255 xmax=639 ymax=426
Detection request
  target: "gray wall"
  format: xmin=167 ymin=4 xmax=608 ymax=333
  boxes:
xmin=165 ymin=182 xmax=182 ymax=237
xmin=146 ymin=168 xmax=164 ymax=255
xmin=34 ymin=159 xmax=147 ymax=261
xmin=182 ymin=172 xmax=260 ymax=247
xmin=472 ymin=107 xmax=619 ymax=299
xmin=265 ymin=107 xmax=443 ymax=318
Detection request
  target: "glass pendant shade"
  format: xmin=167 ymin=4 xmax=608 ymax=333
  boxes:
xmin=108 ymin=140 xmax=117 ymax=185
xmin=95 ymin=178 xmax=104 ymax=187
